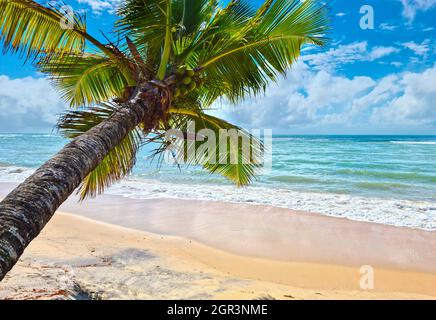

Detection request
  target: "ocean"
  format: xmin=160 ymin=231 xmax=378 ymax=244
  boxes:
xmin=0 ymin=134 xmax=435 ymax=230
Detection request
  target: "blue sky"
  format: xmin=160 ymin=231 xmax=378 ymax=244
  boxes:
xmin=0 ymin=0 xmax=435 ymax=134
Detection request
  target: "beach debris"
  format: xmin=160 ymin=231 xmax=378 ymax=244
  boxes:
xmin=67 ymin=282 xmax=103 ymax=300
xmin=254 ymin=294 xmax=276 ymax=300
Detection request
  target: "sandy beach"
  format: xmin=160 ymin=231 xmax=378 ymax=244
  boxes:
xmin=1 ymin=0 xmax=436 ymax=303
xmin=0 ymin=182 xmax=435 ymax=300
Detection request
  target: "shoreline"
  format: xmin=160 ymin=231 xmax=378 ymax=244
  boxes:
xmin=1 ymin=212 xmax=435 ymax=299
xmin=1 ymin=182 xmax=436 ymax=299
xmin=1 ymin=181 xmax=436 ymax=271
xmin=1 ymin=172 xmax=435 ymax=231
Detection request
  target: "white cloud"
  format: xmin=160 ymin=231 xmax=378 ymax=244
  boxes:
xmin=303 ymin=42 xmax=399 ymax=72
xmin=0 ymin=76 xmax=65 ymax=133
xmin=368 ymin=46 xmax=400 ymax=60
xmin=76 ymin=0 xmax=122 ymax=14
xmin=372 ymin=65 xmax=436 ymax=126
xmin=379 ymin=23 xmax=398 ymax=31
xmin=216 ymin=62 xmax=436 ymax=133
xmin=400 ymin=0 xmax=436 ymax=23
xmin=216 ymin=61 xmax=376 ymax=129
xmin=2 ymin=52 xmax=435 ymax=134
xmin=336 ymin=12 xmax=346 ymax=17
xmin=348 ymin=75 xmax=402 ymax=119
xmin=402 ymin=39 xmax=431 ymax=55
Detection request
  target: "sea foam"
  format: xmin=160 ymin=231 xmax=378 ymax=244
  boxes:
xmin=0 ymin=165 xmax=34 ymax=182
xmin=390 ymin=141 xmax=436 ymax=145
xmin=1 ymin=164 xmax=435 ymax=231
xmin=107 ymin=178 xmax=436 ymax=231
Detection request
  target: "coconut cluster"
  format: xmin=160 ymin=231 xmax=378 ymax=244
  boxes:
xmin=173 ymin=66 xmax=204 ymax=98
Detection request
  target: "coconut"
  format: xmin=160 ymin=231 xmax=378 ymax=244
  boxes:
xmin=188 ymin=82 xmax=197 ymax=91
xmin=173 ymin=88 xmax=181 ymax=98
xmin=182 ymin=77 xmax=192 ymax=85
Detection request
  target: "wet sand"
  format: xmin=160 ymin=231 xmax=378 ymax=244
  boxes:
xmin=0 ymin=182 xmax=435 ymax=299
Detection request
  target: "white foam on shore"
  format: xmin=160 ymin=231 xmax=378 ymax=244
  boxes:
xmin=0 ymin=165 xmax=34 ymax=182
xmin=107 ymin=178 xmax=436 ymax=231
xmin=1 ymin=165 xmax=435 ymax=231
xmin=390 ymin=141 xmax=436 ymax=145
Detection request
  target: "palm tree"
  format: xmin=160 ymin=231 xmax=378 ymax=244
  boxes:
xmin=0 ymin=0 xmax=328 ymax=280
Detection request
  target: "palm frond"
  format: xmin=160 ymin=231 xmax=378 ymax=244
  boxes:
xmin=174 ymin=0 xmax=218 ymax=36
xmin=57 ymin=102 xmax=143 ymax=199
xmin=162 ymin=107 xmax=264 ymax=186
xmin=115 ymin=0 xmax=169 ymax=74
xmin=176 ymin=0 xmax=329 ymax=105
xmin=0 ymin=0 xmax=86 ymax=59
xmin=38 ymin=53 xmax=131 ymax=107
xmin=0 ymin=0 xmax=136 ymax=76
xmin=157 ymin=0 xmax=173 ymax=79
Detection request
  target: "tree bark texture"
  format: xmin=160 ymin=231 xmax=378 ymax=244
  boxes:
xmin=0 ymin=92 xmax=156 ymax=281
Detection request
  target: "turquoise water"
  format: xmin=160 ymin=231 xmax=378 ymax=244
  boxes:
xmin=2 ymin=134 xmax=434 ymax=201
xmin=1 ymin=134 xmax=435 ymax=229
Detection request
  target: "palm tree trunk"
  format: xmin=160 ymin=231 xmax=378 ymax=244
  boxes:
xmin=0 ymin=93 xmax=154 ymax=281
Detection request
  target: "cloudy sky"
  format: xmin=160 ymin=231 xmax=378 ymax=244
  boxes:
xmin=0 ymin=0 xmax=435 ymax=134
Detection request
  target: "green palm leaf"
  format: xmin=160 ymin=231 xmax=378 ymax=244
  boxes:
xmin=116 ymin=0 xmax=171 ymax=76
xmin=176 ymin=0 xmax=217 ymax=36
xmin=57 ymin=103 xmax=143 ymax=199
xmin=175 ymin=0 xmax=329 ymax=105
xmin=0 ymin=0 xmax=86 ymax=59
xmin=164 ymin=107 xmax=264 ymax=186
xmin=39 ymin=53 xmax=131 ymax=107
xmin=0 ymin=0 xmax=134 ymax=73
